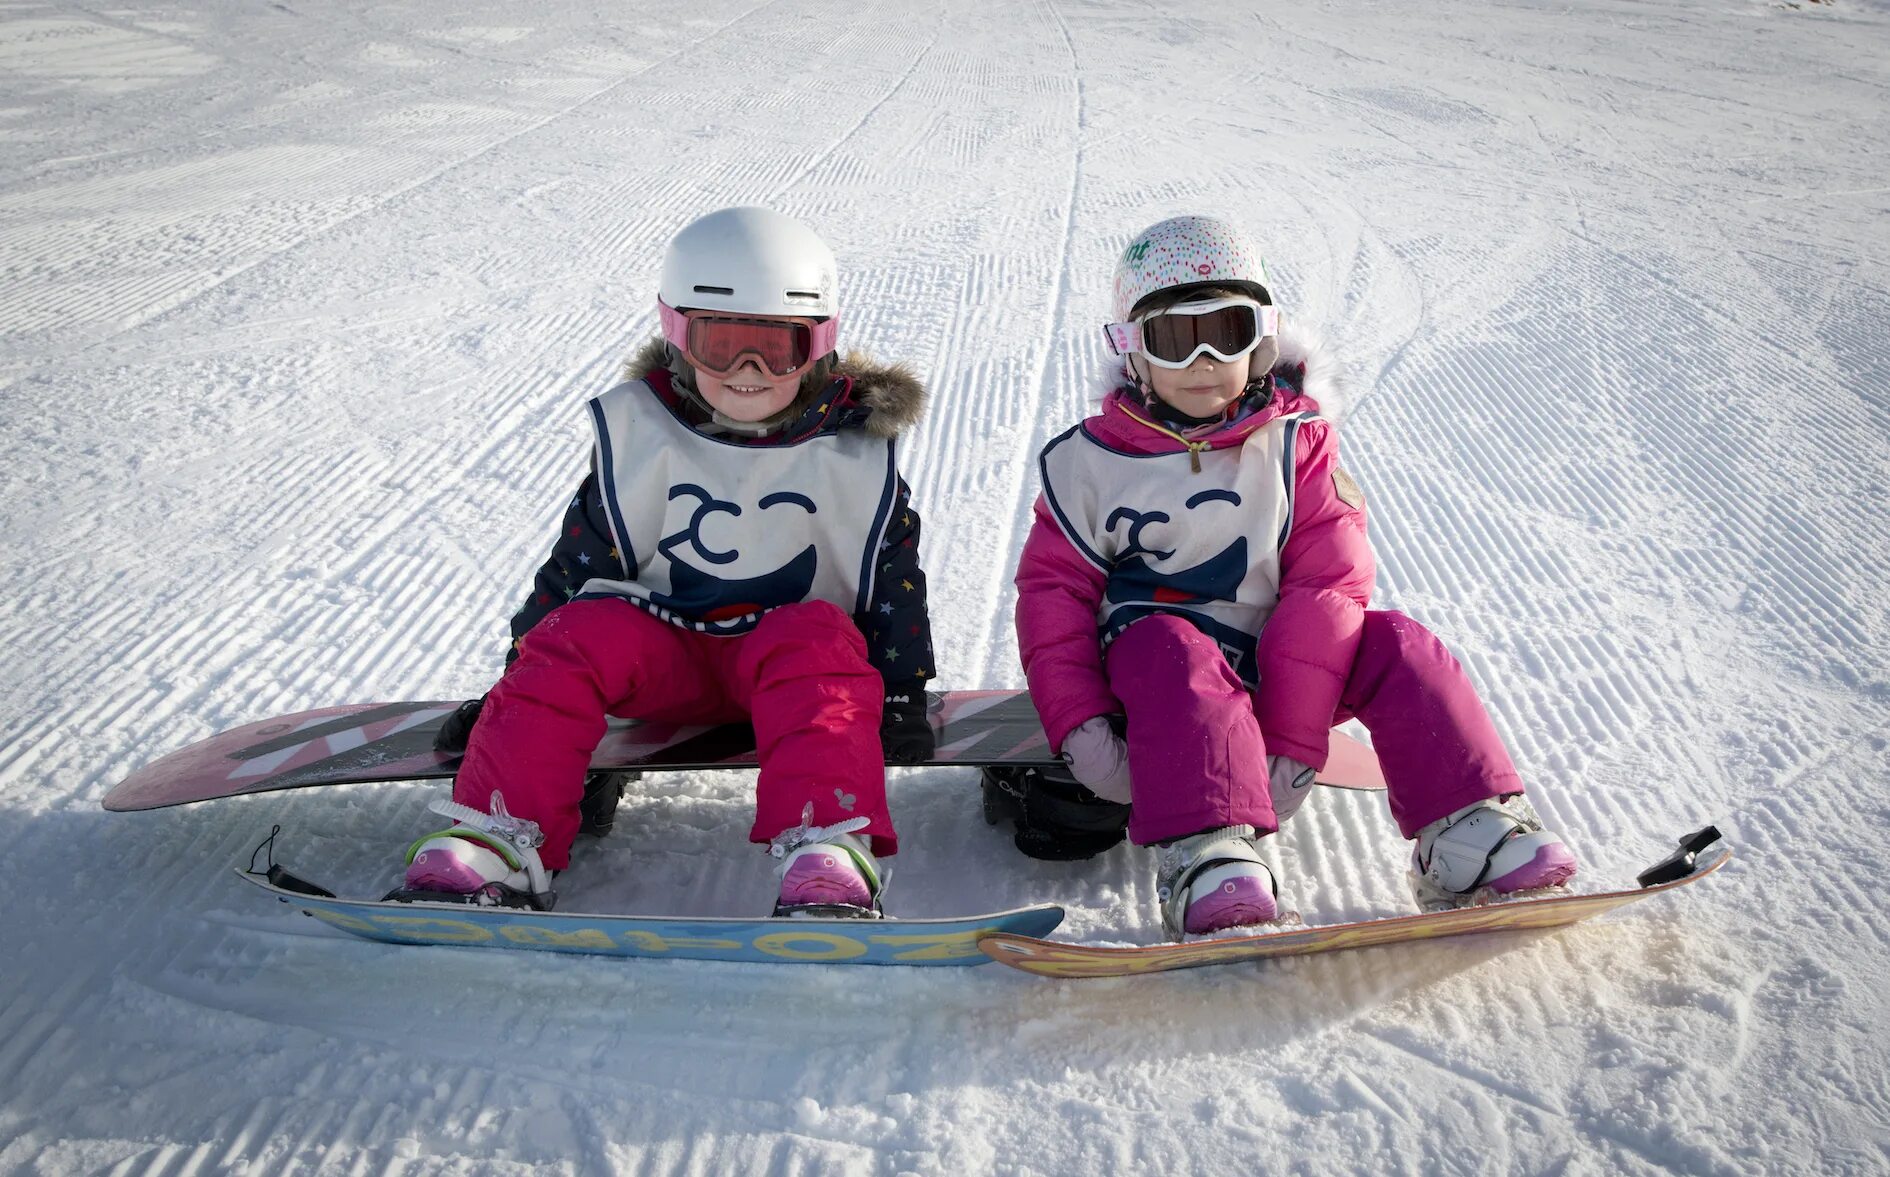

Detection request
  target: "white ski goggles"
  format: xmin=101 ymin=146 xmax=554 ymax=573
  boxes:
xmin=1103 ymin=297 xmax=1280 ymax=369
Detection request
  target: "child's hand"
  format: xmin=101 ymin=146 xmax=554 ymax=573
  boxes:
xmin=1267 ymin=754 xmax=1317 ymax=823
xmin=880 ymin=684 xmax=935 ymax=764
xmin=1061 ymin=715 xmax=1132 ymax=803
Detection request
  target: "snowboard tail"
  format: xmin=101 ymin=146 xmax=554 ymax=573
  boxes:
xmin=977 ymin=829 xmax=1730 ymax=979
xmin=104 ymin=690 xmax=1387 ymax=811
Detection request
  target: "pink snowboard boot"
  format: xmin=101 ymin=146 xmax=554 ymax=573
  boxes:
xmin=769 ymin=806 xmax=884 ymax=917
xmin=400 ymin=793 xmax=552 ymax=907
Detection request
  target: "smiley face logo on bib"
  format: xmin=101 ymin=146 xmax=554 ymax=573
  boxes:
xmin=651 ymin=484 xmax=820 ymax=623
xmin=1102 ymin=489 xmax=1247 ymax=609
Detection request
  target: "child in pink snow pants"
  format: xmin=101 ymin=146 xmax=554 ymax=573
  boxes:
xmin=1015 ymin=215 xmax=1578 ymax=940
xmin=402 ymin=207 xmax=935 ymax=915
xmin=1103 ymin=612 xmax=1519 ymax=849
xmin=458 ymin=597 xmax=891 ymax=872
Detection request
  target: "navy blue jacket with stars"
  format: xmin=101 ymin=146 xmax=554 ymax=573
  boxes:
xmin=503 ymin=345 xmax=936 ymax=693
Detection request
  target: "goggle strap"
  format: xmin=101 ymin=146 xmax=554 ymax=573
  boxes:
xmin=807 ymin=315 xmax=840 ymax=358
xmin=658 ymin=298 xmax=691 ymax=350
xmin=1103 ymin=320 xmax=1141 ymax=356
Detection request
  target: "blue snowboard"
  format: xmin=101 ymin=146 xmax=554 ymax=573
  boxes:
xmin=237 ymin=869 xmax=1064 ymax=967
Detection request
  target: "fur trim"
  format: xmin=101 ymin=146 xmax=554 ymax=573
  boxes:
xmin=622 ymin=336 xmax=673 ymax=383
xmin=1275 ymin=326 xmax=1350 ymax=422
xmin=619 ymin=337 xmax=925 ymax=439
xmin=836 ymin=350 xmax=926 ymax=439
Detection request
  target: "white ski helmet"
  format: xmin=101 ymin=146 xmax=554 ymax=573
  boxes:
xmin=659 ymin=207 xmax=839 ymax=319
xmin=1110 ymin=214 xmax=1273 ymax=323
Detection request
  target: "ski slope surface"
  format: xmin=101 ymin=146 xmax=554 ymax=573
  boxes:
xmin=4 ymin=0 xmax=1889 ymax=1172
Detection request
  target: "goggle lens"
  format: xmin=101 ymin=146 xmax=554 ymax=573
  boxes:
xmin=1139 ymin=303 xmax=1260 ymax=366
xmin=686 ymin=316 xmax=813 ymax=377
xmin=1102 ymin=299 xmax=1278 ymax=369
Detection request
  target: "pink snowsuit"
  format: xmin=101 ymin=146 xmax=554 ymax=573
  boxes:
xmin=452 ymin=352 xmax=931 ymax=871
xmin=1015 ymin=350 xmax=1523 ymax=846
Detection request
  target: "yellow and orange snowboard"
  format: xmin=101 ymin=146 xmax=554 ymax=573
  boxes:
xmin=978 ymin=828 xmax=1729 ymax=979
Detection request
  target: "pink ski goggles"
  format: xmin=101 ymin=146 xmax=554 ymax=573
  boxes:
xmin=1104 ymin=297 xmax=1280 ymax=369
xmin=658 ymin=298 xmax=840 ymax=378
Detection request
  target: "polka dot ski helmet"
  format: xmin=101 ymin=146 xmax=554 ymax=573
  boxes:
xmin=1110 ymin=214 xmax=1274 ymax=323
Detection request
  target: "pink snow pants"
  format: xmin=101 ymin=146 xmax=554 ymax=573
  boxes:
xmin=453 ymin=596 xmax=891 ymax=870
xmin=1105 ymin=612 xmax=1522 ymax=845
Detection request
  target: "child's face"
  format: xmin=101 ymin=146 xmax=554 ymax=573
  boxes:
xmin=1142 ymin=353 xmax=1247 ymax=420
xmin=695 ymin=357 xmax=800 ymax=422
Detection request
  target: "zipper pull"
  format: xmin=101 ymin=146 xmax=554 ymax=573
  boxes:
xmin=1188 ymin=442 xmax=1203 ymax=474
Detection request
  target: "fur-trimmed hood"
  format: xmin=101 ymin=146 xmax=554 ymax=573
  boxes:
xmin=621 ymin=337 xmax=926 ymax=440
xmin=1273 ymin=326 xmax=1348 ymax=423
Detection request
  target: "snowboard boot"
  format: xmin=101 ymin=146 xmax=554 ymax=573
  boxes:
xmin=1409 ymin=795 xmax=1578 ymax=911
xmin=768 ymin=804 xmax=884 ymax=918
xmin=1156 ymin=825 xmax=1280 ymax=940
xmin=404 ymin=828 xmax=534 ymax=894
xmin=578 ymin=771 xmax=637 ymax=838
xmin=396 ymin=793 xmax=554 ymax=909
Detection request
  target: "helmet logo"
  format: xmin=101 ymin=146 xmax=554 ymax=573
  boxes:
xmin=1110 ymin=214 xmax=1272 ymax=327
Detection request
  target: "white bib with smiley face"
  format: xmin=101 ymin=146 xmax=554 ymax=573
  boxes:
xmin=1037 ymin=412 xmax=1317 ymax=685
xmin=580 ymin=380 xmax=898 ymax=635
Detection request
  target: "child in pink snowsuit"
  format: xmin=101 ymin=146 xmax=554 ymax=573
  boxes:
xmin=402 ymin=207 xmax=933 ymax=916
xmin=1015 ymin=215 xmax=1577 ymax=939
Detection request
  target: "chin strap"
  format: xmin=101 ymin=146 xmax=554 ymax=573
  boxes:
xmin=705 ymin=410 xmax=786 ymax=437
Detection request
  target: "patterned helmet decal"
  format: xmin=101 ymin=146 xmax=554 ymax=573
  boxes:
xmin=1111 ymin=215 xmax=1272 ymax=322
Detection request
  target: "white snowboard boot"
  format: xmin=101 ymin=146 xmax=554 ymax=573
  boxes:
xmin=1409 ymin=796 xmax=1578 ymax=911
xmin=1156 ymin=825 xmax=1280 ymax=940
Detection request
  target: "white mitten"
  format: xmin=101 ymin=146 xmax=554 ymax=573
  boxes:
xmin=1268 ymin=754 xmax=1317 ymax=824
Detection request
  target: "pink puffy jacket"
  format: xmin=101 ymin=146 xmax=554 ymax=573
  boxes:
xmin=1013 ymin=339 xmax=1374 ymax=770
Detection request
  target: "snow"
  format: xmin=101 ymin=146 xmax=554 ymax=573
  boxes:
xmin=3 ymin=0 xmax=1888 ymax=1172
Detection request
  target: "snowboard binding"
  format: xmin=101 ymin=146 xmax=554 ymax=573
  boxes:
xmin=1635 ymin=826 xmax=1723 ymax=888
xmin=579 ymin=770 xmax=637 ymax=838
xmin=981 ymin=764 xmax=1130 ymax=861
xmin=250 ymin=823 xmax=550 ymax=912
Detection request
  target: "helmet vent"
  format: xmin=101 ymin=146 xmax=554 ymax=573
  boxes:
xmin=782 ymin=289 xmax=823 ymax=303
xmin=692 ymin=284 xmax=735 ymax=296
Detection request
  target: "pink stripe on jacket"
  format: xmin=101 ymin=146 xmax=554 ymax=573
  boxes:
xmin=1014 ymin=343 xmax=1373 ymax=769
